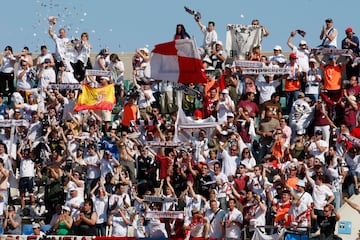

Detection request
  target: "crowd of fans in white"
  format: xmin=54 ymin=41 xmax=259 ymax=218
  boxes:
xmin=0 ymin=15 xmax=360 ymax=240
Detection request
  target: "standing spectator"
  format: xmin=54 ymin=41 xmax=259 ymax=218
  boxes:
xmin=108 ymin=53 xmax=125 ymax=104
xmin=237 ymin=92 xmax=259 ymax=119
xmin=268 ymin=45 xmax=286 ymax=65
xmin=48 ymin=20 xmax=69 ymax=73
xmin=52 ymin=206 xmax=73 ymax=235
xmin=16 ymin=141 xmax=35 ymax=209
xmin=287 ymin=30 xmax=310 ymax=72
xmin=65 ymin=186 xmax=84 ymax=220
xmin=304 ymin=58 xmax=322 ymax=102
xmin=37 ymin=58 xmax=56 ymax=90
xmin=339 ymin=89 xmax=359 ymax=131
xmin=0 ymin=158 xmax=9 ymax=215
xmin=90 ymin=182 xmax=109 ymax=236
xmin=320 ymin=18 xmax=338 ymax=48
xmin=93 ymin=48 xmax=110 ymax=71
xmin=196 ymin=19 xmax=218 ymax=57
xmin=0 ymin=46 xmax=16 ymax=99
xmin=15 ymin=47 xmax=34 ymax=68
xmin=36 ymin=45 xmax=55 ymax=69
xmin=74 ymin=198 xmax=97 ymax=236
xmin=222 ymin=198 xmax=243 ymax=239
xmin=306 ymin=130 xmax=328 ymax=164
xmin=203 ymin=87 xmax=218 ymax=119
xmin=219 ymin=139 xmax=240 ymax=178
xmin=210 ymin=41 xmax=225 ymax=70
xmin=2 ymin=205 xmax=21 ymax=235
xmin=284 ymin=53 xmax=303 ymax=114
xmin=311 ymin=204 xmax=340 ymax=239
xmin=260 ymin=92 xmax=282 ymax=120
xmin=16 ymin=60 xmax=34 ymax=93
xmin=84 ymin=144 xmax=101 ymax=198
xmin=251 ymin=19 xmax=270 ymax=37
xmin=204 ymin=199 xmax=225 ymax=239
xmin=256 ymin=110 xmax=280 ymax=162
xmin=315 ymin=54 xmax=349 ymax=101
xmin=109 ymin=183 xmax=131 ymax=213
xmin=342 ymin=27 xmax=360 ymax=79
xmin=174 ymin=24 xmax=191 ymax=40
xmin=256 ymin=74 xmax=281 ymax=105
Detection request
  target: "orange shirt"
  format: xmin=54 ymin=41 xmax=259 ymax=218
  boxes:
xmin=122 ymin=103 xmax=138 ymax=127
xmin=285 ymin=64 xmax=301 ymax=91
xmin=323 ymin=64 xmax=345 ymax=90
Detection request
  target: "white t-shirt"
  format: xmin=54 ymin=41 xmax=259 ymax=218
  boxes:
xmin=52 ymin=35 xmax=69 ymax=62
xmin=312 ymin=182 xmax=334 ymax=210
xmin=256 ymin=76 xmax=281 ymax=104
xmin=221 ymin=150 xmax=240 ymax=177
xmin=20 ymin=158 xmax=35 ymax=178
xmin=16 ymin=69 xmax=33 ymax=91
xmin=91 ymin=195 xmax=108 ymax=224
xmin=111 ymin=214 xmax=129 ymax=236
xmin=224 ymin=208 xmax=243 ymax=238
xmin=305 ymin=68 xmax=322 ymax=95
xmin=201 ymin=25 xmax=218 ymax=49
xmin=38 ymin=67 xmax=56 ymax=89
xmin=307 ymin=140 xmax=328 ymax=164
xmin=84 ymin=154 xmax=101 ymax=179
xmin=204 ymin=208 xmax=225 ymax=239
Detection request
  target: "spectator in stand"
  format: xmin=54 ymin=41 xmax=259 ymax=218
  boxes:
xmin=287 ymin=30 xmax=310 ymax=73
xmin=268 ymin=45 xmax=286 ymax=65
xmin=256 ymin=73 xmax=282 ymax=105
xmin=304 ymin=58 xmax=322 ymax=103
xmin=311 ymin=204 xmax=341 ymax=239
xmin=320 ymin=18 xmax=338 ymax=48
xmin=315 ymin=54 xmax=349 ymax=101
xmin=237 ymin=92 xmax=259 ymax=119
xmin=256 ymin=109 xmax=280 ymax=162
xmin=0 ymin=46 xmax=16 ymax=99
xmin=16 ymin=59 xmax=34 ymax=93
xmin=203 ymin=87 xmax=218 ymax=119
xmin=174 ymin=24 xmax=191 ymax=40
xmin=339 ymin=89 xmax=359 ymax=131
xmin=342 ymin=27 xmax=360 ymax=79
xmin=74 ymin=198 xmax=97 ymax=236
xmin=48 ymin=19 xmax=69 ymax=73
xmin=204 ymin=199 xmax=225 ymax=239
xmin=195 ymin=19 xmax=218 ymax=57
xmin=36 ymin=45 xmax=55 ymax=69
xmin=222 ymin=198 xmax=243 ymax=239
xmin=0 ymin=158 xmax=9 ymax=215
xmin=2 ymin=205 xmax=21 ymax=235
xmin=251 ymin=19 xmax=270 ymax=37
xmin=210 ymin=41 xmax=225 ymax=70
xmin=284 ymin=53 xmax=303 ymax=114
xmin=52 ymin=206 xmax=73 ymax=235
xmin=260 ymin=92 xmax=282 ymax=120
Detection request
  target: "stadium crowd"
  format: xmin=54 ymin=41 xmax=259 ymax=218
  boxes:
xmin=0 ymin=15 xmax=359 ymax=240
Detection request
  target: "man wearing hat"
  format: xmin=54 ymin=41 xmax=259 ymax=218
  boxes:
xmin=342 ymin=27 xmax=360 ymax=79
xmin=289 ymin=91 xmax=313 ymax=136
xmin=268 ymin=45 xmax=286 ymax=64
xmin=304 ymin=58 xmax=322 ymax=103
xmin=307 ymin=130 xmax=328 ymax=164
xmin=284 ymin=53 xmax=303 ymax=114
xmin=287 ymin=30 xmax=310 ymax=72
xmin=210 ymin=41 xmax=225 ymax=70
xmin=32 ymin=223 xmax=46 ymax=237
xmin=320 ymin=18 xmax=338 ymax=48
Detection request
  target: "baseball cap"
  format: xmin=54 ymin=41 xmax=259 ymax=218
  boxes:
xmin=289 ymin=53 xmax=297 ymax=59
xmin=216 ymin=41 xmax=223 ymax=46
xmin=325 ymin=18 xmax=333 ymax=23
xmin=227 ymin=112 xmax=234 ymax=118
xmin=32 ymin=223 xmax=41 ymax=229
xmin=68 ymin=186 xmax=77 ymax=192
xmin=44 ymin=58 xmax=51 ymax=63
xmin=309 ymin=58 xmax=316 ymax=63
xmin=273 ymin=45 xmax=282 ymax=51
xmin=328 ymin=54 xmax=336 ymax=60
xmin=273 ymin=175 xmax=281 ymax=182
xmin=346 ymin=27 xmax=354 ymax=33
xmin=296 ymin=179 xmax=306 ymax=188
xmin=221 ymin=89 xmax=229 ymax=94
xmin=62 ymin=206 xmax=71 ymax=212
xmin=298 ymin=92 xmax=305 ymax=98
xmin=299 ymin=40 xmax=307 ymax=45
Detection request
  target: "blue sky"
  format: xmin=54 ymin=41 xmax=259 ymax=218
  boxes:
xmin=2 ymin=0 xmax=360 ymax=54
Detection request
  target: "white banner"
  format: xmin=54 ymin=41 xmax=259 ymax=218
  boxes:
xmin=226 ymin=24 xmax=264 ymax=60
xmin=144 ymin=141 xmax=186 ymax=147
xmin=233 ymin=60 xmax=264 ymax=68
xmin=143 ymin=195 xmax=176 ymax=203
xmin=48 ymin=83 xmax=82 ymax=90
xmin=310 ymin=47 xmax=354 ymax=56
xmin=85 ymin=69 xmax=112 ymax=77
xmin=145 ymin=210 xmax=184 ymax=219
xmin=251 ymin=227 xmax=286 ymax=240
xmin=241 ymin=67 xmax=291 ymax=75
xmin=0 ymin=119 xmax=29 ymax=128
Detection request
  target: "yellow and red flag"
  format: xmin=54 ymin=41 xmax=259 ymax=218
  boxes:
xmin=74 ymin=84 xmax=115 ymax=112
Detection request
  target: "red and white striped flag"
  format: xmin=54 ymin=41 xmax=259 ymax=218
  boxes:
xmin=151 ymin=39 xmax=207 ymax=84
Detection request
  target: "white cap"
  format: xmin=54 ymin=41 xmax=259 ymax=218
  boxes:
xmin=299 ymin=40 xmax=307 ymax=45
xmin=221 ymin=89 xmax=229 ymax=94
xmin=216 ymin=41 xmax=223 ymax=46
xmin=273 ymin=45 xmax=282 ymax=50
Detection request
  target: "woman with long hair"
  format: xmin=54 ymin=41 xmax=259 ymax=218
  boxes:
xmin=174 ymin=24 xmax=191 ymax=40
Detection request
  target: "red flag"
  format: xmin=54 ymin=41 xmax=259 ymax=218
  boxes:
xmin=151 ymin=39 xmax=207 ymax=84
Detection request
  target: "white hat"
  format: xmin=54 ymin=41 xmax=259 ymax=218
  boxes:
xmin=202 ymin=56 xmax=212 ymax=64
xmin=141 ymin=48 xmax=149 ymax=54
xmin=299 ymin=40 xmax=307 ymax=45
xmin=296 ymin=179 xmax=306 ymax=188
xmin=216 ymin=41 xmax=223 ymax=46
xmin=68 ymin=186 xmax=77 ymax=192
xmin=32 ymin=223 xmax=41 ymax=229
xmin=309 ymin=58 xmax=316 ymax=63
xmin=62 ymin=206 xmax=71 ymax=212
xmin=273 ymin=45 xmax=282 ymax=50
xmin=227 ymin=112 xmax=235 ymax=118
xmin=221 ymin=89 xmax=229 ymax=94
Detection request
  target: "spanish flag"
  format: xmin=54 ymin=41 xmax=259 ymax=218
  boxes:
xmin=74 ymin=84 xmax=115 ymax=112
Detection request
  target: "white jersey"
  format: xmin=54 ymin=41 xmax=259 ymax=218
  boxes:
xmin=224 ymin=208 xmax=243 ymax=238
xmin=19 ymin=158 xmax=35 ymax=178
